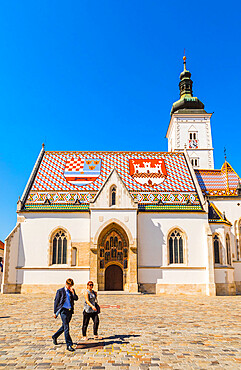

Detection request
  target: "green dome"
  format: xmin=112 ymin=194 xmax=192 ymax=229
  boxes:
xmin=171 ymin=57 xmax=206 ymax=115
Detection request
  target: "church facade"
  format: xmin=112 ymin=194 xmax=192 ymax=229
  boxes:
xmin=2 ymin=57 xmax=241 ymax=295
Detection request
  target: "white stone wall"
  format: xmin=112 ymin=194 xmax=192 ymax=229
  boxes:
xmin=15 ymin=212 xmax=90 ymax=285
xmin=90 ymin=169 xmax=138 ymax=245
xmin=138 ymin=212 xmax=209 ymax=284
xmin=167 ymin=114 xmax=214 ymax=169
xmin=16 ymin=268 xmax=89 ymax=285
xmin=212 ymin=199 xmax=241 ymax=260
xmin=90 ymin=210 xmax=137 ymax=245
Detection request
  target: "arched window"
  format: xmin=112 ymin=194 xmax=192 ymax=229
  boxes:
xmin=168 ymin=230 xmax=184 ymax=264
xmin=72 ymin=247 xmax=77 ymax=266
xmin=110 ymin=186 xmax=116 ymax=206
xmin=226 ymin=234 xmax=231 ymax=265
xmin=52 ymin=230 xmax=67 ymax=264
xmin=213 ymin=235 xmax=220 ymax=264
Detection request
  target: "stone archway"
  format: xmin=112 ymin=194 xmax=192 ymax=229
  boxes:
xmin=97 ymin=223 xmax=129 ymax=291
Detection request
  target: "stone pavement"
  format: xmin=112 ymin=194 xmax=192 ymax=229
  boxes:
xmin=1 ymin=293 xmax=241 ymax=369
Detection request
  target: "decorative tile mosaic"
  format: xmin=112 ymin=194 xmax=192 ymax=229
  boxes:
xmin=195 ymin=162 xmax=240 ymax=197
xmin=24 ymin=151 xmax=202 ymax=210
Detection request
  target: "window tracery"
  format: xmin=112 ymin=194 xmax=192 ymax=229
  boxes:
xmin=52 ymin=230 xmax=68 ymax=264
xmin=99 ymin=229 xmax=128 ymax=269
xmin=168 ymin=229 xmax=184 ymax=264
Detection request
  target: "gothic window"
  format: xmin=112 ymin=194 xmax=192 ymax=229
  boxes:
xmin=110 ymin=186 xmax=117 ymax=206
xmin=226 ymin=234 xmax=231 ymax=265
xmin=213 ymin=235 xmax=220 ymax=264
xmin=52 ymin=230 xmax=67 ymax=264
xmin=168 ymin=230 xmax=184 ymax=264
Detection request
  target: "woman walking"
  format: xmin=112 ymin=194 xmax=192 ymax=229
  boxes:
xmin=82 ymin=281 xmax=102 ymax=340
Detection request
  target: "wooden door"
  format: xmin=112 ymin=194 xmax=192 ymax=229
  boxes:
xmin=105 ymin=264 xmax=123 ymax=291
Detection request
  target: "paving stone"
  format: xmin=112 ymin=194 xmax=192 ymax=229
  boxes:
xmin=1 ymin=294 xmax=241 ymax=368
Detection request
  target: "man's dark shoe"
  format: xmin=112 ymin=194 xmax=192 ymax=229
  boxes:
xmin=67 ymin=345 xmax=75 ymax=352
xmin=52 ymin=336 xmax=58 ymax=345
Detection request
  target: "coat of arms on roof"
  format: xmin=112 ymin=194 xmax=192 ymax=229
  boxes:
xmin=129 ymin=159 xmax=167 ymax=187
xmin=64 ymin=157 xmax=101 ymax=186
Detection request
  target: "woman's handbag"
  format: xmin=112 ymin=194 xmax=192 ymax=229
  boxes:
xmin=95 ymin=302 xmax=101 ymax=314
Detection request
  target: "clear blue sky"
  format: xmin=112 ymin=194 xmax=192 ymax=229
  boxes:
xmin=0 ymin=1 xmax=241 ymax=241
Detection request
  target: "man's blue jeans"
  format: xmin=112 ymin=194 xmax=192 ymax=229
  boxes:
xmin=53 ymin=308 xmax=73 ymax=347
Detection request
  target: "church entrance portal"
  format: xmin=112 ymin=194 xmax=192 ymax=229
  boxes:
xmin=105 ymin=264 xmax=123 ymax=291
xmin=97 ymin=223 xmax=129 ymax=291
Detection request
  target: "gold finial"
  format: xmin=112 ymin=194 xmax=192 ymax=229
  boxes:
xmin=224 ymin=147 xmax=227 ymax=161
xmin=183 ymin=48 xmax=186 ymax=71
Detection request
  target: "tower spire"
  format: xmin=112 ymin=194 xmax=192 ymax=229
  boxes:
xmin=170 ymin=54 xmax=206 ymax=115
xmin=183 ymin=49 xmax=186 ymax=71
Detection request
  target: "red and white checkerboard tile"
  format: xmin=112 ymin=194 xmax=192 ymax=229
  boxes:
xmin=31 ymin=151 xmax=197 ymax=196
xmin=65 ymin=157 xmax=85 ymax=172
xmin=195 ymin=163 xmax=240 ymax=196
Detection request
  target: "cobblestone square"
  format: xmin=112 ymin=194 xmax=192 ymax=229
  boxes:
xmin=1 ymin=293 xmax=241 ymax=369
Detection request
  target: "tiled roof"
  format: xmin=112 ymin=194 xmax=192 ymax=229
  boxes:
xmin=208 ymin=203 xmax=232 ymax=225
xmin=195 ymin=162 xmax=240 ymax=197
xmin=0 ymin=240 xmax=4 ymax=250
xmin=24 ymin=151 xmax=202 ymax=211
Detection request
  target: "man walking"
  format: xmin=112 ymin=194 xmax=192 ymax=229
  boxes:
xmin=52 ymin=278 xmax=78 ymax=352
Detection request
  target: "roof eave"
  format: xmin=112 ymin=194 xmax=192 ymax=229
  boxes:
xmin=19 ymin=145 xmax=45 ymax=210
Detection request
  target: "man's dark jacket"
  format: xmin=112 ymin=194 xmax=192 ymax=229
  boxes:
xmin=54 ymin=287 xmax=78 ymax=315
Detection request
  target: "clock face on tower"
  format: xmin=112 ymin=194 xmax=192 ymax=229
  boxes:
xmin=189 ymin=139 xmax=198 ymax=149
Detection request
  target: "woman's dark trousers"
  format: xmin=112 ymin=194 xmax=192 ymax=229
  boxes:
xmin=82 ymin=311 xmax=99 ymax=336
xmin=53 ymin=308 xmax=73 ymax=347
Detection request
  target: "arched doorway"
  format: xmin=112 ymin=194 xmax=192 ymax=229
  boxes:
xmin=105 ymin=264 xmax=123 ymax=290
xmin=97 ymin=223 xmax=129 ymax=291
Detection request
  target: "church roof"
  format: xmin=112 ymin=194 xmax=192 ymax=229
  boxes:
xmin=208 ymin=202 xmax=232 ymax=225
xmin=22 ymin=150 xmax=203 ymax=212
xmin=195 ymin=161 xmax=241 ymax=197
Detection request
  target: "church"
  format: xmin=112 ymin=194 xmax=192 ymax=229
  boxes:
xmin=2 ymin=56 xmax=241 ymax=296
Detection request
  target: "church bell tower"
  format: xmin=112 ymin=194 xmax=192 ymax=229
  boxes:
xmin=166 ymin=55 xmax=214 ymax=169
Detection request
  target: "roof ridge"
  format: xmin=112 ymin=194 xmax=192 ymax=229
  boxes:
xmin=44 ymin=150 xmax=185 ymax=155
